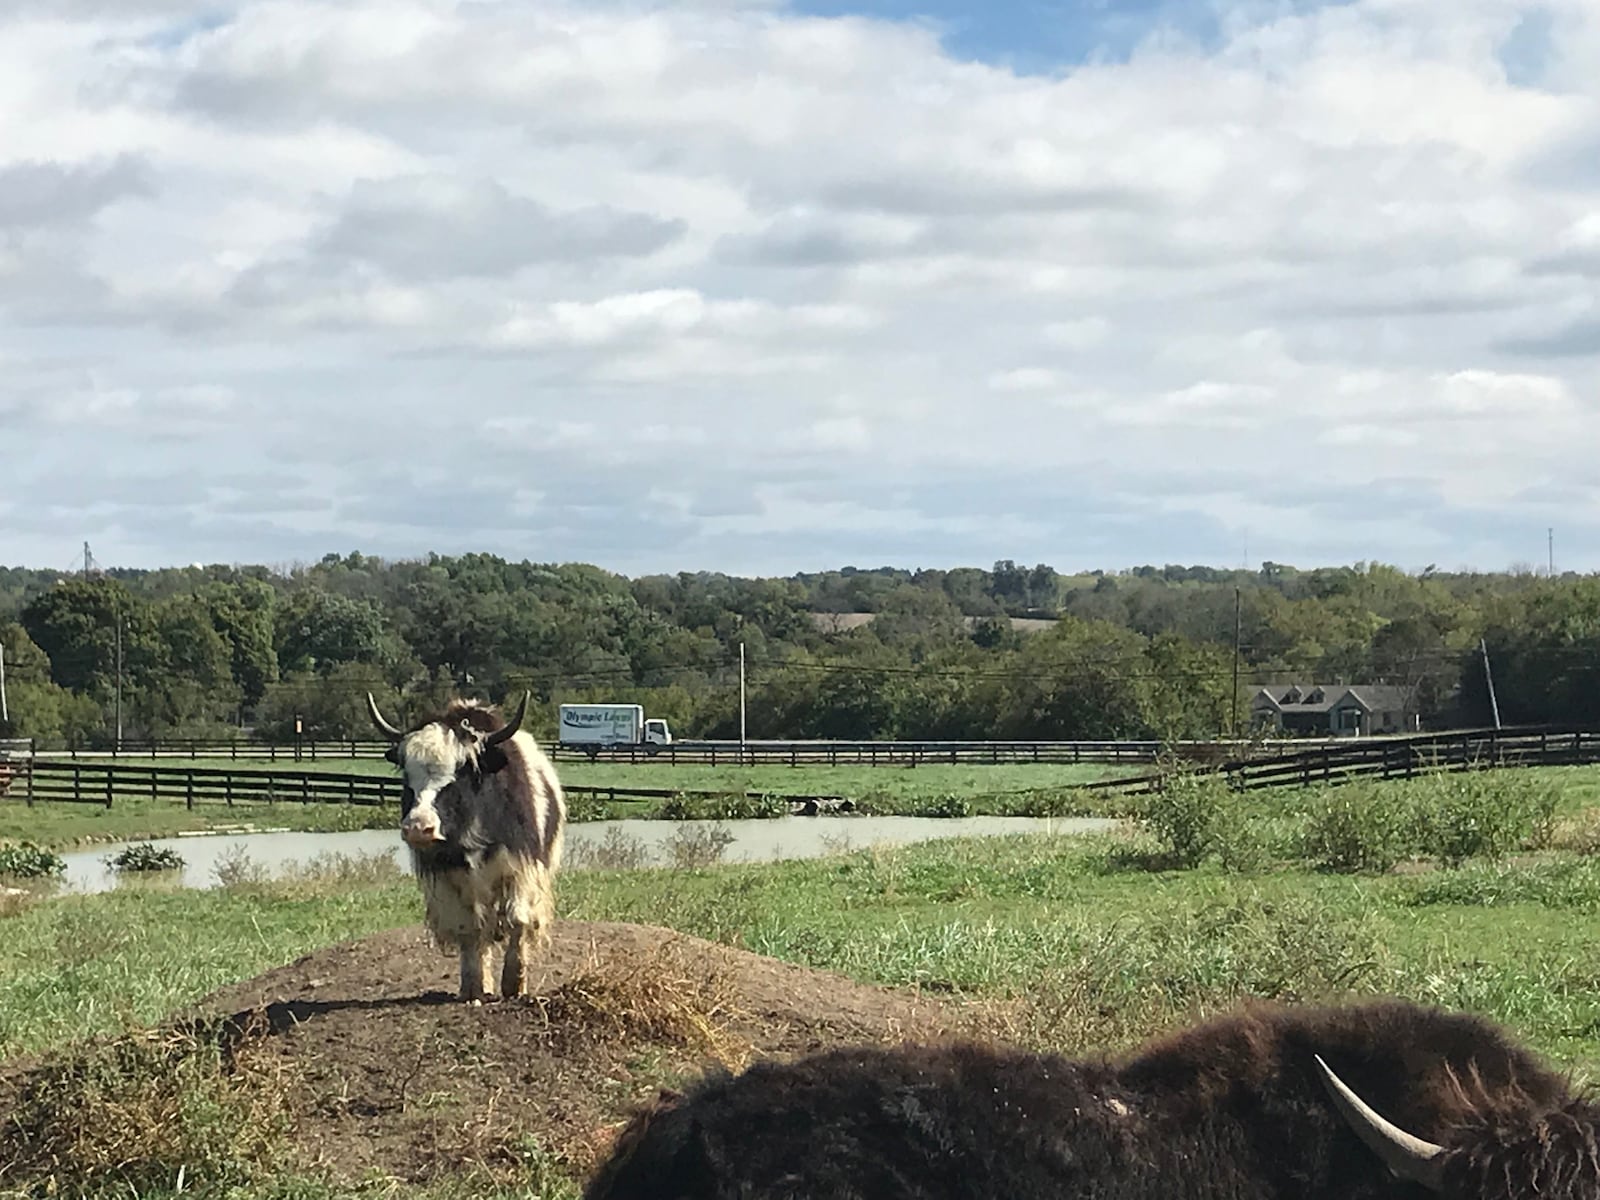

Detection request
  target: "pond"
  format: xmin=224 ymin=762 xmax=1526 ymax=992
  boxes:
xmin=50 ymin=814 xmax=1121 ymax=896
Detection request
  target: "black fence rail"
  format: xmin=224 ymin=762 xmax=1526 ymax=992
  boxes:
xmin=1220 ymin=725 xmax=1600 ymax=792
xmin=1068 ymin=725 xmax=1600 ymax=799
xmin=0 ymin=759 xmax=849 ymax=814
xmin=8 ymin=735 xmax=1348 ymax=767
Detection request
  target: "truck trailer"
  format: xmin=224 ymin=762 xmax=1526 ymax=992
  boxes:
xmin=557 ymin=703 xmax=673 ymax=756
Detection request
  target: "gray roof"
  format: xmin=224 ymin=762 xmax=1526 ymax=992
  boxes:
xmin=1251 ymin=682 xmax=1412 ymax=714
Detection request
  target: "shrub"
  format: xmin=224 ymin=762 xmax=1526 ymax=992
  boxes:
xmin=1136 ymin=770 xmax=1231 ymax=868
xmin=914 ymin=792 xmax=973 ymax=819
xmin=1301 ymin=786 xmax=1412 ymax=874
xmin=105 ymin=843 xmax=186 ymax=873
xmin=1411 ymin=770 xmax=1559 ymax=867
xmin=653 ymin=792 xmax=787 ymax=821
xmin=0 ymin=841 xmax=66 ymax=879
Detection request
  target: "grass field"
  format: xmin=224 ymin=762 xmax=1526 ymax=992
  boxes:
xmin=3 ymin=764 xmax=1600 ymax=1197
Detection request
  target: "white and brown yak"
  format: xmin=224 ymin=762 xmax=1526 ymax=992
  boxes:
xmin=366 ymin=690 xmax=566 ymax=1002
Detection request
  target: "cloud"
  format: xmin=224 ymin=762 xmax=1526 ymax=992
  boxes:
xmin=4 ymin=0 xmax=1600 ymax=577
xmin=314 ymin=175 xmax=685 ymax=280
xmin=0 ymin=155 xmax=153 ymax=230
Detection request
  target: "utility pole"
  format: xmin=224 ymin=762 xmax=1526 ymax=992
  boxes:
xmin=738 ymin=641 xmax=747 ymax=756
xmin=0 ymin=641 xmax=8 ymax=725
xmin=1230 ymin=588 xmax=1241 ymax=738
xmin=1480 ymin=637 xmax=1501 ymax=730
xmin=1549 ymin=527 xmax=1555 ymax=577
xmin=114 ymin=615 xmax=124 ymax=747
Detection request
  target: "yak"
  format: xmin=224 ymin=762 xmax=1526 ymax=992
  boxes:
xmin=583 ymin=998 xmax=1599 ymax=1200
xmin=367 ymin=690 xmax=566 ymax=1002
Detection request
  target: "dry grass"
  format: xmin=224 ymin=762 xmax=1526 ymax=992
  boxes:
xmin=1549 ymin=809 xmax=1600 ymax=855
xmin=528 ymin=937 xmax=751 ymax=1069
xmin=0 ymin=887 xmax=34 ymax=920
xmin=0 ymin=1014 xmax=299 ymax=1197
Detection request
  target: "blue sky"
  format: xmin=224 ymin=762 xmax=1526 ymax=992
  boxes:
xmin=2 ymin=0 xmax=1598 ymax=578
xmin=790 ymin=0 xmax=1329 ymax=71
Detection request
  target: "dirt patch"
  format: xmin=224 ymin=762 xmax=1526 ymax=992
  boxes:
xmin=183 ymin=920 xmax=972 ymax=1187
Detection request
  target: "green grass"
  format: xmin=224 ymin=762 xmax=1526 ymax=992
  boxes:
xmin=9 ymin=780 xmax=1600 ymax=1197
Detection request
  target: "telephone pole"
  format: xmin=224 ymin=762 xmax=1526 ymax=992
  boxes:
xmin=738 ymin=642 xmax=747 ymax=755
xmin=1549 ymin=527 xmax=1555 ymax=577
xmin=0 ymin=641 xmax=8 ymax=725
xmin=114 ymin=615 xmax=124 ymax=746
xmin=1479 ymin=638 xmax=1501 ymax=730
xmin=1230 ymin=588 xmax=1242 ymax=737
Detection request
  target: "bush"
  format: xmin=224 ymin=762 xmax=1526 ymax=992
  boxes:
xmin=0 ymin=841 xmax=66 ymax=879
xmin=1411 ymin=770 xmax=1559 ymax=867
xmin=105 ymin=843 xmax=187 ymax=873
xmin=914 ymin=792 xmax=973 ymax=819
xmin=1300 ymin=770 xmax=1561 ymax=874
xmin=1136 ymin=770 xmax=1231 ymax=868
xmin=654 ymin=791 xmax=787 ymax=821
xmin=1301 ymin=786 xmax=1412 ymax=874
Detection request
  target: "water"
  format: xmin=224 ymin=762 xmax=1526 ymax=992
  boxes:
xmin=49 ymin=814 xmax=1120 ymax=896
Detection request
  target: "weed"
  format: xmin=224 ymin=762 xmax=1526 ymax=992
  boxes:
xmin=213 ymin=845 xmax=269 ymax=889
xmin=664 ymin=823 xmax=735 ymax=870
xmin=567 ymin=827 xmax=651 ymax=871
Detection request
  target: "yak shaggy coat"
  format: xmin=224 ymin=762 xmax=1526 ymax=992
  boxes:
xmin=373 ymin=694 xmax=566 ymax=1002
xmin=584 ymin=998 xmax=1600 ymax=1200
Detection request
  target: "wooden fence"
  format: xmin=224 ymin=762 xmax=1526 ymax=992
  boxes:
xmin=12 ymin=735 xmax=1331 ymax=767
xmin=1072 ymin=725 xmax=1600 ymax=798
xmin=1220 ymin=725 xmax=1600 ymax=791
xmin=0 ymin=759 xmax=849 ymax=814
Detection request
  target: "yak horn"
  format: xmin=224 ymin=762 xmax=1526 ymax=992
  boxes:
xmin=365 ymin=692 xmax=404 ymax=742
xmin=1314 ymin=1054 xmax=1447 ymax=1192
xmin=484 ymin=691 xmax=529 ymax=747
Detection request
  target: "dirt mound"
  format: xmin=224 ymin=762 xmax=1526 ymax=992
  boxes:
xmin=191 ymin=920 xmax=972 ymax=1187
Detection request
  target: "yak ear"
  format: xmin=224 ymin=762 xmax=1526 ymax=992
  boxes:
xmin=478 ymin=744 xmax=510 ymax=776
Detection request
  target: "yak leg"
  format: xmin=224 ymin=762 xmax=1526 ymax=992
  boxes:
xmin=459 ymin=939 xmax=492 ymax=1001
xmin=500 ymin=926 xmax=526 ymax=998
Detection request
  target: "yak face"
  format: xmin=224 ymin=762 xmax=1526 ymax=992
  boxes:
xmin=367 ymin=693 xmax=528 ymax=850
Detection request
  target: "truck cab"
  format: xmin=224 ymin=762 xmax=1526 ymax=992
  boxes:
xmin=644 ymin=718 xmax=673 ymax=748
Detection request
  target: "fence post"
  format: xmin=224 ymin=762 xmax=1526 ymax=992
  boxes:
xmin=104 ymin=770 xmax=113 ymax=809
xmin=301 ymin=775 xmax=310 ymax=805
xmin=186 ymin=773 xmax=194 ymax=810
xmin=226 ymin=776 xmax=233 ymax=807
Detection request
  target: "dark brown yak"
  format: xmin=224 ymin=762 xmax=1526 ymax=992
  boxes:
xmin=367 ymin=691 xmax=566 ymax=1002
xmin=584 ymin=998 xmax=1598 ymax=1200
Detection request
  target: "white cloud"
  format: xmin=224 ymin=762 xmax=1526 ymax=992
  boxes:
xmin=4 ymin=0 xmax=1600 ymax=574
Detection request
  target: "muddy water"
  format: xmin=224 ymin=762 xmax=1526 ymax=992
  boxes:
xmin=52 ymin=814 xmax=1120 ymax=896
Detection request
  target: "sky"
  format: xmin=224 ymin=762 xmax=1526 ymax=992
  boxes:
xmin=2 ymin=0 xmax=1598 ymax=579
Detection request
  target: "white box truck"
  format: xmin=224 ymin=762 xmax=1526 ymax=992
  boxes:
xmin=558 ymin=703 xmax=674 ymax=756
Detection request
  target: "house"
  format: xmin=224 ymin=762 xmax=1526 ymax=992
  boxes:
xmin=1249 ymin=682 xmax=1419 ymax=737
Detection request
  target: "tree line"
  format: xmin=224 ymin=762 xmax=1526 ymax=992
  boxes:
xmin=0 ymin=552 xmax=1592 ymax=746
